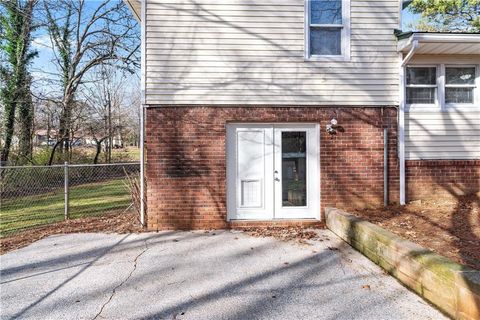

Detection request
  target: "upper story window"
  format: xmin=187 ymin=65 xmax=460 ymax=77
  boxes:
xmin=305 ymin=0 xmax=350 ymax=61
xmin=406 ymin=64 xmax=479 ymax=110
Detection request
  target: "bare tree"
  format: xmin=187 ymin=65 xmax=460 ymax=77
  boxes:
xmin=0 ymin=0 xmax=37 ymax=164
xmin=41 ymin=0 xmax=139 ymax=162
xmin=83 ymin=64 xmax=129 ymax=163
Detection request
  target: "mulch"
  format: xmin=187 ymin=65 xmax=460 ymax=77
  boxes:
xmin=0 ymin=210 xmax=144 ymax=255
xmin=351 ymin=193 xmax=480 ymax=270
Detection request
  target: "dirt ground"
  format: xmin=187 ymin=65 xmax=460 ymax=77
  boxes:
xmin=0 ymin=210 xmax=144 ymax=254
xmin=352 ymin=193 xmax=480 ymax=270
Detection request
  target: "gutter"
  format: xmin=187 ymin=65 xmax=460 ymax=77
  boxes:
xmin=398 ymin=40 xmax=419 ymax=205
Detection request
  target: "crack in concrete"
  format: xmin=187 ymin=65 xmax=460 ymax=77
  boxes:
xmin=92 ymin=239 xmax=149 ymax=320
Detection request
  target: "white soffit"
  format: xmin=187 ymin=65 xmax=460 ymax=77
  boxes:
xmin=397 ymin=33 xmax=480 ymax=55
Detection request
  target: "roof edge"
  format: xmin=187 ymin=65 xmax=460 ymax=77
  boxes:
xmin=124 ymin=0 xmax=141 ymax=22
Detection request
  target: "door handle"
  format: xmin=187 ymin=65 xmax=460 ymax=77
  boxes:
xmin=275 ymin=177 xmax=280 ymax=182
xmin=274 ymin=170 xmax=278 ymax=174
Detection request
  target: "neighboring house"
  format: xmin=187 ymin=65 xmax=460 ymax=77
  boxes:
xmin=33 ymin=129 xmax=57 ymax=146
xmin=126 ymin=0 xmax=480 ymax=230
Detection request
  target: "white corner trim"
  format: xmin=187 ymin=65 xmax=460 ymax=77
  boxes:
xmin=141 ymin=0 xmax=146 ymax=105
xmin=139 ymin=0 xmax=146 ymax=226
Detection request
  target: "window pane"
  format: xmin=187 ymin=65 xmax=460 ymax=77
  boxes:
xmin=310 ymin=27 xmax=341 ymax=55
xmin=311 ymin=0 xmax=342 ymax=24
xmin=446 ymin=88 xmax=474 ymax=104
xmin=406 ymin=87 xmax=436 ymax=104
xmin=406 ymin=67 xmax=436 ymax=85
xmin=281 ymin=132 xmax=307 ymax=207
xmin=446 ymin=67 xmax=475 ymax=85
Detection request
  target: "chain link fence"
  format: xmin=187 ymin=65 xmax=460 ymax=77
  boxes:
xmin=0 ymin=163 xmax=140 ymax=237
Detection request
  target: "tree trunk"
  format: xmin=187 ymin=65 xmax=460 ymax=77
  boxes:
xmin=107 ymin=91 xmax=112 ymax=163
xmin=93 ymin=137 xmax=107 ymax=164
xmin=18 ymin=78 xmax=34 ymax=162
xmin=0 ymin=101 xmax=16 ymax=165
xmin=48 ymin=138 xmax=65 ymax=165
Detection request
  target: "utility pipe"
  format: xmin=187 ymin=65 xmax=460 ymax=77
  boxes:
xmin=384 ymin=128 xmax=388 ymax=206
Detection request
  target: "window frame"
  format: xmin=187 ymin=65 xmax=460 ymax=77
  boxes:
xmin=304 ymin=0 xmax=350 ymax=61
xmin=405 ymin=65 xmax=439 ymax=110
xmin=405 ymin=63 xmax=480 ymax=112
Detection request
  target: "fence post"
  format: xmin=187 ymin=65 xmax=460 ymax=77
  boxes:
xmin=64 ymin=161 xmax=69 ymax=220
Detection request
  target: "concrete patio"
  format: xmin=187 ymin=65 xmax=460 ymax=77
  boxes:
xmin=0 ymin=230 xmax=446 ymax=320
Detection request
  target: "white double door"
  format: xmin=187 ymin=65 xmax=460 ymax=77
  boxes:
xmin=227 ymin=124 xmax=320 ymax=220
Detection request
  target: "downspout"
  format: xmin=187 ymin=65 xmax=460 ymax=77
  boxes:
xmin=399 ymin=39 xmax=419 ymax=205
xmin=139 ymin=0 xmax=146 ymax=226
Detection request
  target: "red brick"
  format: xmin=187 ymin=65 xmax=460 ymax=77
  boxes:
xmin=145 ymin=106 xmax=401 ymax=230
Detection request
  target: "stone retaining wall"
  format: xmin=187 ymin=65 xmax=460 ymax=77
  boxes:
xmin=325 ymin=207 xmax=480 ymax=320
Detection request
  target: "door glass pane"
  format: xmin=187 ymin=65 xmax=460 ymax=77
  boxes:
xmin=281 ymin=132 xmax=307 ymax=207
xmin=310 ymin=0 xmax=342 ymax=24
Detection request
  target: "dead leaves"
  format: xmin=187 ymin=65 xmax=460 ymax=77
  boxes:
xmin=0 ymin=210 xmax=143 ymax=254
xmin=241 ymin=226 xmax=322 ymax=244
xmin=351 ymin=193 xmax=480 ymax=270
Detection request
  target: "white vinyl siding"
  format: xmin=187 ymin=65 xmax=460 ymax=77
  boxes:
xmin=144 ymin=0 xmax=399 ymax=105
xmin=405 ymin=111 xmax=480 ymax=159
xmin=405 ymin=55 xmax=480 ymax=160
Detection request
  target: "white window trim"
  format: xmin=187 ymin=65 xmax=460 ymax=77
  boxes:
xmin=405 ymin=63 xmax=480 ymax=112
xmin=444 ymin=64 xmax=478 ymax=110
xmin=304 ymin=0 xmax=351 ymax=62
xmin=405 ymin=65 xmax=440 ymax=111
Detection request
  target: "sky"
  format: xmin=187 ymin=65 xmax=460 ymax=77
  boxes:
xmin=402 ymin=10 xmax=421 ymax=31
xmin=29 ymin=0 xmax=140 ymax=98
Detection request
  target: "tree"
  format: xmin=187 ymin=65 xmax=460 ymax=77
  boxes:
xmin=407 ymin=0 xmax=480 ymax=32
xmin=41 ymin=0 xmax=139 ymax=161
xmin=0 ymin=0 xmax=37 ymax=164
xmin=83 ymin=65 xmax=129 ymax=163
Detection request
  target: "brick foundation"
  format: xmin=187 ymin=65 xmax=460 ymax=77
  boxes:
xmin=406 ymin=160 xmax=480 ymax=201
xmin=145 ymin=106 xmax=399 ymax=231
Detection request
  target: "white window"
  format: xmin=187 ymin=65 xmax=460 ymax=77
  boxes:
xmin=406 ymin=66 xmax=437 ymax=105
xmin=405 ymin=64 xmax=479 ymax=110
xmin=445 ymin=66 xmax=476 ymax=104
xmin=305 ymin=0 xmax=350 ymax=61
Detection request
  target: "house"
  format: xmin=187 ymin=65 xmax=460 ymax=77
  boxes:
xmin=33 ymin=129 xmax=57 ymax=146
xmin=125 ymin=0 xmax=480 ymax=230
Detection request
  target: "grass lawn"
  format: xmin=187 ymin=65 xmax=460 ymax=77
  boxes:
xmin=0 ymin=179 xmax=132 ymax=236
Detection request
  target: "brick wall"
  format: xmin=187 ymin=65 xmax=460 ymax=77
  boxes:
xmin=145 ymin=106 xmax=399 ymax=230
xmin=406 ymin=160 xmax=480 ymax=201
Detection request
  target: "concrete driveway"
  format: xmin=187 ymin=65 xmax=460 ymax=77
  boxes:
xmin=0 ymin=230 xmax=445 ymax=320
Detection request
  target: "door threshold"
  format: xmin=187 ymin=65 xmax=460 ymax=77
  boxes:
xmin=229 ymin=219 xmax=324 ymax=229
